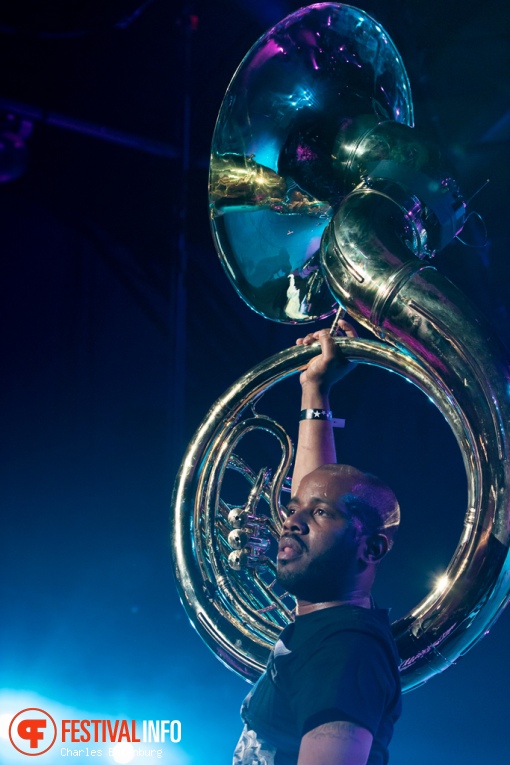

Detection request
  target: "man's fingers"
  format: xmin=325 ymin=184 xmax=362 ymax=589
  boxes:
xmin=296 ymin=320 xmax=358 ymax=349
xmin=296 ymin=332 xmax=319 ymax=346
xmin=315 ymin=322 xmax=358 ymax=364
xmin=315 ymin=330 xmax=337 ymax=361
xmin=296 ymin=319 xmax=358 ymax=345
xmin=332 ymin=319 xmax=358 ymax=338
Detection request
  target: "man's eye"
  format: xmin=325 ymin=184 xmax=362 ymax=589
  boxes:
xmin=313 ymin=507 xmax=328 ymax=517
xmin=286 ymin=507 xmax=296 ymax=517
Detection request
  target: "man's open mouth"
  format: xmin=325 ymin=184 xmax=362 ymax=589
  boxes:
xmin=277 ymin=535 xmax=305 ymax=562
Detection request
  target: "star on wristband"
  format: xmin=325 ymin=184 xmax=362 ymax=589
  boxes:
xmin=299 ymin=409 xmax=345 ymax=427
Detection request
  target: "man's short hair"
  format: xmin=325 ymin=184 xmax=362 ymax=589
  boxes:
xmin=319 ymin=464 xmax=400 ymax=548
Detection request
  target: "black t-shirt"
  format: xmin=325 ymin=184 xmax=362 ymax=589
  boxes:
xmin=233 ymin=605 xmax=402 ymax=765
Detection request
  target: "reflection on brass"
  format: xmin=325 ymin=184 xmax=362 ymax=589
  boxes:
xmin=210 ymin=154 xmax=287 ymax=214
xmin=172 ymin=3 xmax=510 ymax=693
xmin=210 ymin=154 xmax=331 ymax=217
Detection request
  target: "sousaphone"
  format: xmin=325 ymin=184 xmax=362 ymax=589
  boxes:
xmin=171 ymin=3 xmax=510 ymax=692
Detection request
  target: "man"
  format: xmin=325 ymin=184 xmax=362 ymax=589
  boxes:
xmin=233 ymin=324 xmax=402 ymax=765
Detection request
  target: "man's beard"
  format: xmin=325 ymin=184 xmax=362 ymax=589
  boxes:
xmin=276 ymin=543 xmax=356 ymax=603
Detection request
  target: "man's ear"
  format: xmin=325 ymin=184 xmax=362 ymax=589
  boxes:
xmin=361 ymin=533 xmax=389 ymax=564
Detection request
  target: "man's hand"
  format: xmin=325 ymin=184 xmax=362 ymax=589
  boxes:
xmin=291 ymin=320 xmax=358 ymax=496
xmin=296 ymin=320 xmax=358 ymax=395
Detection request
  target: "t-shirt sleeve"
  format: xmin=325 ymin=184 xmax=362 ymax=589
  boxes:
xmin=289 ymin=630 xmax=396 ymax=737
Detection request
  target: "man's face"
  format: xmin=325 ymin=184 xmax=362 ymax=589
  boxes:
xmin=276 ymin=468 xmax=364 ymax=602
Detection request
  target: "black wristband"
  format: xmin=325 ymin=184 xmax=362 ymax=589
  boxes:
xmin=299 ymin=408 xmax=333 ymax=421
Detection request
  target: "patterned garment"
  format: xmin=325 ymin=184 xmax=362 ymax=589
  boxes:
xmin=233 ymin=725 xmax=276 ymax=765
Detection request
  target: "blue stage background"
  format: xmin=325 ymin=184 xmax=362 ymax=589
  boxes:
xmin=1 ymin=1 xmax=509 ymax=762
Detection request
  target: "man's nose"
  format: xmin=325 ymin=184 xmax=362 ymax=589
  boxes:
xmin=282 ymin=510 xmax=308 ymax=534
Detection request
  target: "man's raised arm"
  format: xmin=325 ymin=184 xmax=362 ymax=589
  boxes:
xmin=292 ymin=322 xmax=357 ymax=496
